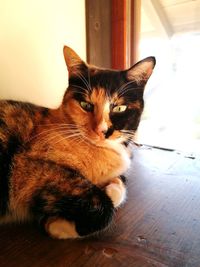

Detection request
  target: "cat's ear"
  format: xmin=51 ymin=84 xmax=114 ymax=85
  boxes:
xmin=63 ymin=46 xmax=87 ymax=77
xmin=126 ymin=57 xmax=156 ymax=86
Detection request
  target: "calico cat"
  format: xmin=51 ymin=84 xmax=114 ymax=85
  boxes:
xmin=0 ymin=46 xmax=155 ymax=239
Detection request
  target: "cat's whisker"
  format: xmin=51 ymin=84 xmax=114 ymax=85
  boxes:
xmin=123 ymin=136 xmax=135 ymax=140
xmin=124 ymin=136 xmax=135 ymax=141
xmin=45 ymin=135 xmax=82 ymax=154
xmin=38 ymin=131 xmax=82 ymax=148
xmin=75 ymin=72 xmax=92 ymax=93
xmin=118 ymin=87 xmax=136 ymax=98
xmin=126 ymin=135 xmax=135 ymax=140
xmin=120 ymin=130 xmax=135 ymax=135
xmin=117 ymin=80 xmax=136 ymax=95
xmin=118 ymin=85 xmax=143 ymax=98
xmin=121 ymin=133 xmax=135 ymax=138
xmin=31 ymin=125 xmax=80 ymax=138
xmin=70 ymin=88 xmax=89 ymax=99
xmin=28 ymin=125 xmax=81 ymax=143
xmin=119 ymin=130 xmax=136 ymax=143
xmin=35 ymin=127 xmax=80 ymax=144
xmin=64 ymin=133 xmax=88 ymax=146
xmin=104 ymin=83 xmax=111 ymax=101
xmin=76 ymin=71 xmax=88 ymax=85
xmin=72 ymin=136 xmax=87 ymax=146
xmin=36 ymin=123 xmax=79 ymax=127
xmin=74 ymin=129 xmax=90 ymax=145
xmin=88 ymin=68 xmax=92 ymax=93
xmin=49 ymin=133 xmax=82 ymax=147
xmin=78 ymin=71 xmax=92 ymax=93
xmin=70 ymin=84 xmax=88 ymax=94
xmin=77 ymin=131 xmax=92 ymax=146
xmin=120 ymin=129 xmax=135 ymax=132
xmin=126 ymin=138 xmax=135 ymax=142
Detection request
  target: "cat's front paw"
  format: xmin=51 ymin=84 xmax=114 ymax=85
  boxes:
xmin=45 ymin=217 xmax=79 ymax=239
xmin=105 ymin=177 xmax=127 ymax=208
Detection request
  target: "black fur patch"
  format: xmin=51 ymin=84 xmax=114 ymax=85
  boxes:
xmin=0 ymin=118 xmax=7 ymax=128
xmin=69 ymin=69 xmax=125 ymax=97
xmin=119 ymin=175 xmax=127 ymax=185
xmin=105 ymin=127 xmax=114 ymax=139
xmin=41 ymin=108 xmax=49 ymax=117
xmin=31 ymin=183 xmax=114 ymax=236
xmin=110 ymin=108 xmax=142 ymax=131
xmin=72 ymin=187 xmax=114 ymax=236
xmin=6 ymin=100 xmax=37 ymax=117
xmin=0 ymin=135 xmax=21 ymax=215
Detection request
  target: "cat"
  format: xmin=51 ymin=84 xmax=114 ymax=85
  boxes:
xmin=0 ymin=46 xmax=155 ymax=239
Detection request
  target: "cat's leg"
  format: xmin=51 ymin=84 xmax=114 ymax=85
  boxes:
xmin=43 ymin=176 xmax=127 ymax=239
xmin=32 ymin=177 xmax=127 ymax=239
xmin=105 ymin=175 xmax=127 ymax=208
xmin=31 ymin=180 xmax=115 ymax=239
xmin=44 ymin=217 xmax=79 ymax=239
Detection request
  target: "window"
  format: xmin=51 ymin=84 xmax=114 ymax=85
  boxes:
xmin=137 ymin=0 xmax=200 ymax=154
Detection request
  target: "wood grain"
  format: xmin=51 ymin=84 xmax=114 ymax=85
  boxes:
xmin=130 ymin=0 xmax=141 ymax=64
xmin=86 ymin=0 xmax=111 ymax=68
xmin=111 ymin=0 xmax=127 ymax=70
xmin=0 ymin=147 xmax=200 ymax=267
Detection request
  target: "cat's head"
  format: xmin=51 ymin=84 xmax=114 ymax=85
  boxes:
xmin=61 ymin=46 xmax=155 ymax=146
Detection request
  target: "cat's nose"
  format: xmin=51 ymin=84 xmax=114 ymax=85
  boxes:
xmin=95 ymin=120 xmax=108 ymax=137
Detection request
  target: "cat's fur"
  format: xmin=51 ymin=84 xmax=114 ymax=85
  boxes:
xmin=0 ymin=46 xmax=155 ymax=239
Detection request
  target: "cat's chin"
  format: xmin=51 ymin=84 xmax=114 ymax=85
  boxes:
xmin=87 ymin=136 xmax=131 ymax=178
xmin=106 ymin=139 xmax=131 ymax=176
xmin=86 ymin=129 xmax=126 ymax=147
xmin=95 ymin=136 xmax=127 ymax=147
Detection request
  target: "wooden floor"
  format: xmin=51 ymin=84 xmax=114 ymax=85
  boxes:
xmin=0 ymin=147 xmax=200 ymax=267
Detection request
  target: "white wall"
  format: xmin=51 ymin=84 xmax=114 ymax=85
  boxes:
xmin=0 ymin=0 xmax=86 ymax=108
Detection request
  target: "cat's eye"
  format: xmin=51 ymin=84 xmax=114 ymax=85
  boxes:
xmin=80 ymin=101 xmax=94 ymax=112
xmin=112 ymin=105 xmax=127 ymax=113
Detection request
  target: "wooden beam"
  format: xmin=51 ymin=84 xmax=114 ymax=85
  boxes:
xmin=85 ymin=0 xmax=111 ymax=68
xmin=111 ymin=0 xmax=127 ymax=70
xmin=86 ymin=0 xmax=142 ymax=69
xmin=142 ymin=0 xmax=173 ymax=39
xmin=151 ymin=0 xmax=173 ymax=38
xmin=130 ymin=0 xmax=141 ymax=64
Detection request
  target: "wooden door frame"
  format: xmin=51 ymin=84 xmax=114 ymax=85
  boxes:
xmin=111 ymin=0 xmax=127 ymax=70
xmin=86 ymin=0 xmax=141 ymax=69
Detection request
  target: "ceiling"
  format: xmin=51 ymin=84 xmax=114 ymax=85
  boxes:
xmin=141 ymin=0 xmax=200 ymax=38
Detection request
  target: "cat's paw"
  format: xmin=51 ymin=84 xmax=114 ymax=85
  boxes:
xmin=105 ymin=177 xmax=126 ymax=208
xmin=45 ymin=217 xmax=79 ymax=239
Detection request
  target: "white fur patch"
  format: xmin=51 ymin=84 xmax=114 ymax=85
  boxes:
xmin=48 ymin=219 xmax=79 ymax=239
xmin=106 ymin=178 xmax=127 ymax=208
xmin=97 ymin=119 xmax=108 ymax=134
xmin=105 ymin=139 xmax=131 ymax=177
xmin=103 ymin=101 xmax=110 ymax=116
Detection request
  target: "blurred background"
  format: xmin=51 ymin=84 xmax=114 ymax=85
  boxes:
xmin=0 ymin=0 xmax=199 ymax=153
xmin=139 ymin=0 xmax=200 ymax=153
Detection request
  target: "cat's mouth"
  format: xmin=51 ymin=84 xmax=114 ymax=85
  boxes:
xmin=93 ymin=127 xmax=114 ymax=140
xmin=89 ymin=128 xmax=132 ymax=147
xmin=105 ymin=127 xmax=114 ymax=138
